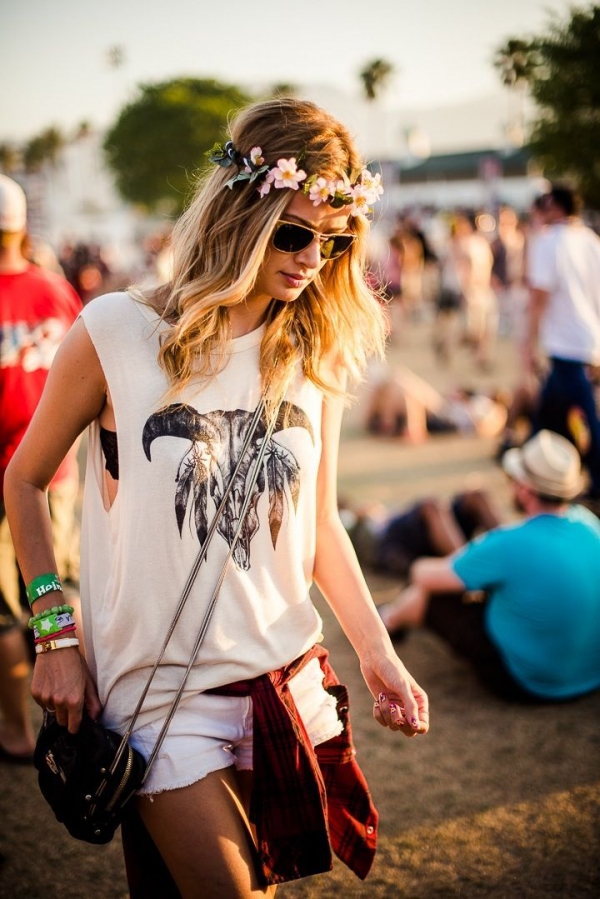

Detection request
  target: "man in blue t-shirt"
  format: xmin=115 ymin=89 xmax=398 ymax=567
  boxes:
xmin=379 ymin=430 xmax=600 ymax=702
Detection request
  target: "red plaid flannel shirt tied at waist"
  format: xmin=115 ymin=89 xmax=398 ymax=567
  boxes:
xmin=207 ymin=644 xmax=378 ymax=885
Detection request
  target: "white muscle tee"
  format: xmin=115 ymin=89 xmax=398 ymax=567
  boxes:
xmin=79 ymin=292 xmax=324 ymax=733
xmin=527 ymin=222 xmax=600 ymax=364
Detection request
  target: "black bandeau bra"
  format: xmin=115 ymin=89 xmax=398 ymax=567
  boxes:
xmin=99 ymin=428 xmax=119 ymax=480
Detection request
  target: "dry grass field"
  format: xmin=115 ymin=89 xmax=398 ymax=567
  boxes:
xmin=1 ymin=316 xmax=599 ymax=898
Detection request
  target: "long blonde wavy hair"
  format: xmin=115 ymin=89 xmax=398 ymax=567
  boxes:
xmin=133 ymin=97 xmax=387 ymax=418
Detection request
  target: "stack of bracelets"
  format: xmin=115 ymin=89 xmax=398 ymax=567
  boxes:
xmin=26 ymin=572 xmax=80 ymax=655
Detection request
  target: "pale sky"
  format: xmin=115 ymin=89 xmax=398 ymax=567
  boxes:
xmin=1 ymin=0 xmax=576 ymax=144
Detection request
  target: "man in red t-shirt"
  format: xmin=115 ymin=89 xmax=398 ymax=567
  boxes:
xmin=0 ymin=174 xmax=81 ymax=761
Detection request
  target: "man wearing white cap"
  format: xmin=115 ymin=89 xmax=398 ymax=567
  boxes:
xmin=380 ymin=430 xmax=600 ymax=702
xmin=0 ymin=174 xmax=81 ymax=761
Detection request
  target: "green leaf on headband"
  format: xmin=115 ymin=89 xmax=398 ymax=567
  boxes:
xmin=330 ymin=192 xmax=353 ymax=208
xmin=225 ymin=164 xmax=270 ymax=189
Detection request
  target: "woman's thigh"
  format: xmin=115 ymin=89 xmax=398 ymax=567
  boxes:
xmin=137 ymin=766 xmax=274 ymax=899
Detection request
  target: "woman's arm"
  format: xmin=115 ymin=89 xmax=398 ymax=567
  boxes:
xmin=4 ymin=317 xmax=108 ymax=731
xmin=312 ymin=388 xmax=429 ymax=736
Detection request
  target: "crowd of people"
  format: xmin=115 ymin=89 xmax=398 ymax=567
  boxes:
xmin=1 ymin=93 xmax=600 ymax=895
xmin=369 ymin=189 xmax=600 ymax=474
xmin=375 ymin=202 xmax=531 ymax=368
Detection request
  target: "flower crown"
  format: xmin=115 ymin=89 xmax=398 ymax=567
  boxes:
xmin=207 ymin=140 xmax=383 ymax=216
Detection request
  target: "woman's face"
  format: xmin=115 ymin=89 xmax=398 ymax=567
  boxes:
xmin=247 ymin=190 xmax=351 ymax=311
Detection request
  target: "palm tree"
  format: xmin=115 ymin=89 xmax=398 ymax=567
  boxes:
xmin=359 ymin=58 xmax=395 ymax=102
xmin=107 ymin=44 xmax=126 ymax=70
xmin=494 ymin=38 xmax=535 ymax=88
xmin=359 ymin=58 xmax=396 ymax=157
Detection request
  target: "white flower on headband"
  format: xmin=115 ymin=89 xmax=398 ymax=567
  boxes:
xmin=360 ymin=170 xmax=384 ymax=203
xmin=347 ymin=184 xmax=373 ymax=217
xmin=309 ymin=177 xmax=337 ymax=206
xmin=345 ymin=172 xmax=384 ymax=215
xmin=250 ymin=147 xmax=264 ymax=167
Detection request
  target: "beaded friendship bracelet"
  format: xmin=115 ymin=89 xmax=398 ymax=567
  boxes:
xmin=26 ymin=572 xmax=63 ymax=607
xmin=35 ymin=636 xmax=80 ymax=655
xmin=28 ymin=604 xmax=74 ymax=624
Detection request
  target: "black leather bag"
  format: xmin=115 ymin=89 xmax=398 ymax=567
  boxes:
xmin=34 ymin=710 xmax=146 ymax=844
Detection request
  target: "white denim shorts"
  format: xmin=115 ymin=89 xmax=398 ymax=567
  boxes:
xmin=130 ymin=657 xmax=343 ymax=796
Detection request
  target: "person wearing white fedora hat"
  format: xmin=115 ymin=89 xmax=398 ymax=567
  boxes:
xmin=501 ymin=429 xmax=585 ymax=501
xmin=379 ymin=429 xmax=600 ymax=702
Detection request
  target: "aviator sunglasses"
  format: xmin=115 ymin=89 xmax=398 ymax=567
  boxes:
xmin=271 ymin=220 xmax=356 ymax=261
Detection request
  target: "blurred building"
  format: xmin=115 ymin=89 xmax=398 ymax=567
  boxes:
xmin=11 ymin=130 xmax=155 ymax=274
xmin=385 ymin=146 xmax=546 ymax=212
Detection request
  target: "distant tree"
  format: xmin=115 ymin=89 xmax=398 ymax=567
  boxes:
xmin=22 ymin=127 xmax=64 ymax=172
xmin=270 ymin=82 xmax=297 ymax=98
xmin=0 ymin=142 xmax=20 ymax=174
xmin=103 ymin=78 xmax=252 ymax=213
xmin=495 ymin=5 xmax=600 ymax=208
xmin=359 ymin=58 xmax=395 ymax=102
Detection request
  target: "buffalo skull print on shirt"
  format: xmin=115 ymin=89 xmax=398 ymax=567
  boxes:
xmin=142 ymin=402 xmax=314 ymax=570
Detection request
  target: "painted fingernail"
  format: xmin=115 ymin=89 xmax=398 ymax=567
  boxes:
xmin=390 ymin=703 xmax=405 ymax=723
xmin=374 ymin=700 xmax=380 ymax=708
xmin=379 ymin=693 xmax=387 ymax=703
xmin=410 ymin=716 xmax=419 ymax=728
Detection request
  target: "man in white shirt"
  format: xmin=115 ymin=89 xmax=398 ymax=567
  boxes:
xmin=526 ymin=185 xmax=600 ymax=498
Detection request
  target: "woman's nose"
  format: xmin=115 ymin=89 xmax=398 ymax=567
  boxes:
xmin=295 ymin=236 xmax=322 ymax=268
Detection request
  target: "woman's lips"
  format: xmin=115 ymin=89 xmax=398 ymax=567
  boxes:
xmin=281 ymin=272 xmax=309 ymax=288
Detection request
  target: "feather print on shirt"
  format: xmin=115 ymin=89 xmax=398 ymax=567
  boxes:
xmin=142 ymin=401 xmax=314 ymax=570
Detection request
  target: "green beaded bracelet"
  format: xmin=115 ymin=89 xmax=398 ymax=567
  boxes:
xmin=26 ymin=572 xmax=63 ymax=607
xmin=28 ymin=604 xmax=75 ymax=627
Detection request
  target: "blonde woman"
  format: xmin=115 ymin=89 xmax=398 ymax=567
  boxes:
xmin=5 ymin=98 xmax=429 ymax=897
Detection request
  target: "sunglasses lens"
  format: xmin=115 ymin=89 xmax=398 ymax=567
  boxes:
xmin=272 ymin=222 xmax=355 ymax=260
xmin=320 ymin=234 xmax=354 ymax=260
xmin=272 ymin=222 xmax=314 ymax=254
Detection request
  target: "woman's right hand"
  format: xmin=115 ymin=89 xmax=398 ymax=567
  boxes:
xmin=31 ymin=648 xmax=103 ymax=733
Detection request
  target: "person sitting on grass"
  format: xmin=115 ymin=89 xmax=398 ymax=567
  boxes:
xmin=365 ymin=365 xmax=508 ymax=443
xmin=342 ymin=488 xmax=502 ymax=579
xmin=379 ymin=430 xmax=600 ymax=703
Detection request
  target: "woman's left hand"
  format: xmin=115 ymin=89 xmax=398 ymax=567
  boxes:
xmin=361 ymin=649 xmax=429 ymax=737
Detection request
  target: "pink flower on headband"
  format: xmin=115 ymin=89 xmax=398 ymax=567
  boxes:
xmin=270 ymin=158 xmax=307 ymax=190
xmin=257 ymin=178 xmax=273 ymax=197
xmin=257 ymin=157 xmax=306 ymax=197
xmin=249 ymin=147 xmax=264 ymax=166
